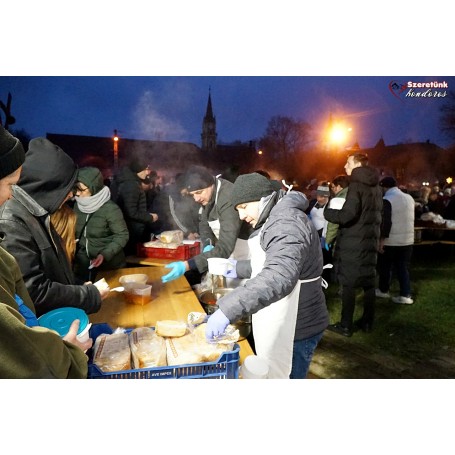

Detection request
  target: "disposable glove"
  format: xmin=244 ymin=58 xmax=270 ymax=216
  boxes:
xmin=203 ymin=244 xmax=215 ymax=253
xmin=161 ymin=261 xmax=186 ymax=283
xmin=15 ymin=294 xmax=39 ymax=327
xmin=223 ymin=259 xmax=238 ymax=279
xmin=205 ymin=308 xmax=230 ymax=341
xmin=320 ymin=236 xmax=327 ymax=250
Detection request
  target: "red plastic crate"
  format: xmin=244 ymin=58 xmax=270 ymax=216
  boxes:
xmin=137 ymin=242 xmax=201 ymax=260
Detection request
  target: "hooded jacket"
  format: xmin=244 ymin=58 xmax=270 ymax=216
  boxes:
xmin=74 ymin=167 xmax=129 ymax=276
xmin=0 ymin=138 xmax=101 ymax=317
xmin=112 ymin=166 xmax=152 ymax=243
xmin=218 ymin=190 xmax=329 ymax=341
xmin=324 ymin=165 xmax=383 ymax=287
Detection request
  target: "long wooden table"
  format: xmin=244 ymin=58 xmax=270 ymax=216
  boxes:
xmin=90 ymin=266 xmax=254 ymax=365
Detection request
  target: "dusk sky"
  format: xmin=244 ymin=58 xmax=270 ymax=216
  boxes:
xmin=1 ymin=76 xmax=454 ymax=150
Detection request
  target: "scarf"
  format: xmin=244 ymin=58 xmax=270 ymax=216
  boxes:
xmin=75 ymin=186 xmax=111 ymax=214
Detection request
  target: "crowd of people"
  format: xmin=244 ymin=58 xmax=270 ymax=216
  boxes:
xmin=1 ymin=125 xmax=454 ymax=378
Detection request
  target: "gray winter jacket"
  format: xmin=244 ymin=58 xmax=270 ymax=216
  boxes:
xmin=218 ymin=190 xmax=329 ymax=341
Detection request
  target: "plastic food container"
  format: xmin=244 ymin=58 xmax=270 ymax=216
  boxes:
xmin=124 ymin=283 xmax=153 ymax=305
xmin=240 ymin=355 xmax=269 ymax=379
xmin=207 ymin=258 xmax=232 ymax=276
xmin=119 ymin=274 xmax=148 ymax=288
xmin=38 ymin=307 xmax=92 ymax=342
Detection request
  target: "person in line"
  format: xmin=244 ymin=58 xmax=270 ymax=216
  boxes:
xmin=0 ymin=125 xmax=90 ymax=378
xmin=324 ymin=174 xmax=350 ymax=292
xmin=324 ymin=153 xmax=382 ymax=336
xmin=50 ymin=203 xmax=78 ymax=264
xmin=0 ymin=135 xmax=109 ymax=317
xmin=111 ymin=158 xmax=159 ymax=255
xmin=205 ymin=172 xmax=329 ymax=379
xmin=161 ymin=165 xmax=252 ymax=285
xmin=73 ymin=166 xmax=129 ymax=282
xmin=376 ymin=176 xmax=415 ymax=305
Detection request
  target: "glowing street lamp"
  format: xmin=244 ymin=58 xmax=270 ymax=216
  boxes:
xmin=113 ymin=129 xmax=119 ymax=171
xmin=446 ymin=177 xmax=453 ymax=185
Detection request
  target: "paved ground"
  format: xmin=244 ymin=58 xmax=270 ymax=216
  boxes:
xmin=308 ymin=329 xmax=455 ymax=379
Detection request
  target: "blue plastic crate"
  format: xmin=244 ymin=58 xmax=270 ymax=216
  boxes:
xmin=87 ymin=323 xmax=239 ymax=379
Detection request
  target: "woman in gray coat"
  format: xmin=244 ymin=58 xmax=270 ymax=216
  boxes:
xmin=73 ymin=167 xmax=129 ymax=282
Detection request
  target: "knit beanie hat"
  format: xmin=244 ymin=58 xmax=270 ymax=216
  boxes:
xmin=77 ymin=166 xmax=104 ymax=195
xmin=231 ymin=173 xmax=276 ymax=208
xmin=183 ymin=165 xmax=214 ymax=192
xmin=0 ymin=125 xmax=25 ymax=179
xmin=129 ymin=157 xmax=149 ymax=174
xmin=316 ymin=185 xmax=330 ymax=197
xmin=379 ymin=176 xmax=397 ymax=188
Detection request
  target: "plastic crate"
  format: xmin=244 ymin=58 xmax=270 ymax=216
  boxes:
xmin=87 ymin=323 xmax=239 ymax=379
xmin=137 ymin=242 xmax=201 ymax=260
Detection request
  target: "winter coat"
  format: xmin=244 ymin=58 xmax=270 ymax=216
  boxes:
xmin=188 ymin=178 xmax=252 ymax=273
xmin=325 ymin=186 xmax=348 ymax=246
xmin=0 ymin=138 xmax=101 ymax=317
xmin=218 ymin=190 xmax=329 ymax=341
xmin=0 ymin=303 xmax=88 ymax=378
xmin=324 ymin=166 xmax=382 ymax=287
xmin=382 ymin=187 xmax=415 ymax=246
xmin=74 ymin=168 xmax=129 ymax=277
xmin=112 ymin=166 xmax=154 ymax=244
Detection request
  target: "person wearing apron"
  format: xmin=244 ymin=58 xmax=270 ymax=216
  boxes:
xmin=205 ymin=172 xmax=329 ymax=378
xmin=161 ymin=165 xmax=251 ymax=284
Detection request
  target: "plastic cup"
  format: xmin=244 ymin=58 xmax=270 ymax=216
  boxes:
xmin=207 ymin=258 xmax=232 ymax=276
xmin=77 ymin=322 xmax=92 ymax=342
xmin=241 ymin=355 xmax=269 ymax=379
xmin=124 ymin=283 xmax=152 ymax=305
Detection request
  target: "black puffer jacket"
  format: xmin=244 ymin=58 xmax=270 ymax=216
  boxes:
xmin=218 ymin=190 xmax=329 ymax=341
xmin=324 ymin=165 xmax=383 ymax=287
xmin=0 ymin=138 xmax=101 ymax=317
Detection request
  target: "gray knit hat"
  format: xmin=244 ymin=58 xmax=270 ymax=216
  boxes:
xmin=231 ymin=173 xmax=276 ymax=209
xmin=0 ymin=125 xmax=25 ymax=179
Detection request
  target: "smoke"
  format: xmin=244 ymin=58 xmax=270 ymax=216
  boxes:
xmin=133 ymin=90 xmax=187 ymax=141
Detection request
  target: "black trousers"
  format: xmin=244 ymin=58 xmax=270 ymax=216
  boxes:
xmin=341 ymin=284 xmax=375 ymax=329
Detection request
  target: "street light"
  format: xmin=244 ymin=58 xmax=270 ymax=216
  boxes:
xmin=113 ymin=129 xmax=119 ymax=171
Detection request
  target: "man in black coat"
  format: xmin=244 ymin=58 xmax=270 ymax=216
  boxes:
xmin=324 ymin=153 xmax=383 ymax=336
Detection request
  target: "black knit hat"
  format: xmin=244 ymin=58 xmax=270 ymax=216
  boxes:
xmin=380 ymin=176 xmax=397 ymax=188
xmin=129 ymin=157 xmax=149 ymax=174
xmin=183 ymin=165 xmax=214 ymax=192
xmin=0 ymin=125 xmax=25 ymax=179
xmin=231 ymin=173 xmax=276 ymax=209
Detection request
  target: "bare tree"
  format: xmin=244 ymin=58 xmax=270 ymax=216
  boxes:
xmin=258 ymin=115 xmax=313 ymax=160
xmin=440 ymin=90 xmax=455 ymax=141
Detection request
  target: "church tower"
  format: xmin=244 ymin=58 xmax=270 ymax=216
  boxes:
xmin=201 ymin=89 xmax=217 ymax=153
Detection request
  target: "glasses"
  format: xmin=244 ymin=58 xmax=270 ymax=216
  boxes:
xmin=73 ymin=185 xmax=89 ymax=194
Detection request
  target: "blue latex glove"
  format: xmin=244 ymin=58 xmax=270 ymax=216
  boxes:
xmin=223 ymin=259 xmax=238 ymax=279
xmin=325 ymin=243 xmax=330 ymax=251
xmin=320 ymin=236 xmax=327 ymax=250
xmin=203 ymin=244 xmax=215 ymax=253
xmin=15 ymin=294 xmax=39 ymax=327
xmin=205 ymin=308 xmax=230 ymax=341
xmin=161 ymin=261 xmax=186 ymax=283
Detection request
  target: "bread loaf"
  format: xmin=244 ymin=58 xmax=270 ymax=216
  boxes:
xmin=129 ymin=327 xmax=167 ymax=368
xmin=155 ymin=320 xmax=187 ymax=337
xmin=93 ymin=332 xmax=131 ymax=372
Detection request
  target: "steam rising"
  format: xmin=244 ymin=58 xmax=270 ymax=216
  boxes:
xmin=134 ymin=91 xmax=187 ymax=141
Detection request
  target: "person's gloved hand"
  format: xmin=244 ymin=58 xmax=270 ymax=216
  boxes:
xmin=325 ymin=242 xmax=330 ymax=251
xmin=320 ymin=236 xmax=327 ymax=250
xmin=205 ymin=309 xmax=230 ymax=341
xmin=203 ymin=244 xmax=215 ymax=253
xmin=223 ymin=259 xmax=238 ymax=279
xmin=161 ymin=261 xmax=186 ymax=283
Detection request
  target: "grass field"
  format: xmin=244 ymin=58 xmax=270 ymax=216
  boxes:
xmin=325 ymin=244 xmax=455 ymax=362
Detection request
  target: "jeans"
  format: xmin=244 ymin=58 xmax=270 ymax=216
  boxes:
xmin=377 ymin=245 xmax=413 ymax=297
xmin=290 ymin=330 xmax=324 ymax=379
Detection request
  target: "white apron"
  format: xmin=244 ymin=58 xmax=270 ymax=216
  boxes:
xmin=207 ymin=179 xmax=250 ymax=287
xmin=249 ymin=228 xmax=329 ymax=379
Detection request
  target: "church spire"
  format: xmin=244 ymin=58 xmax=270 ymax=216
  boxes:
xmin=201 ymin=87 xmax=217 ymax=153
